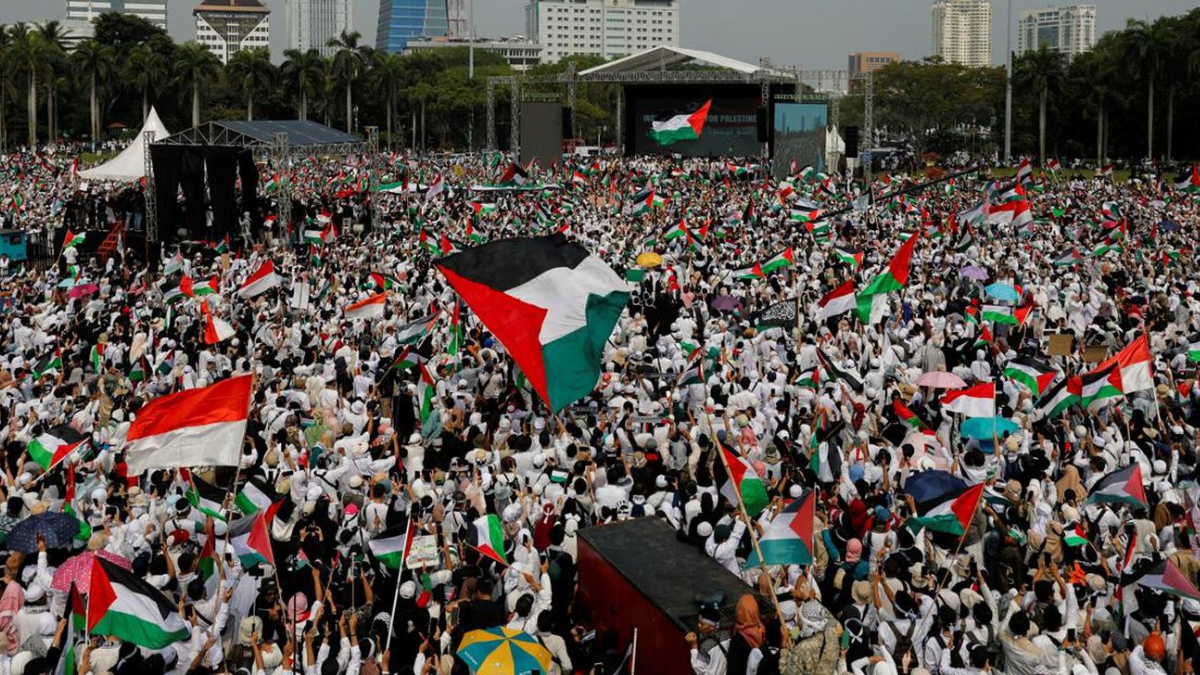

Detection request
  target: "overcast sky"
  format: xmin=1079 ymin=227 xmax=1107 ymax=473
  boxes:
xmin=0 ymin=0 xmax=1192 ymax=68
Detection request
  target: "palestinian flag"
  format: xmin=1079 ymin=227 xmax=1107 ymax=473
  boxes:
xmin=181 ymin=275 xmax=219 ymax=297
xmin=62 ymin=230 xmax=83 ymax=250
xmin=416 ymin=364 xmax=436 ymax=423
xmin=28 ymin=426 xmax=88 ymax=472
xmin=894 ymin=399 xmax=931 ymax=433
xmin=1176 ymin=164 xmax=1200 ymax=193
xmin=200 ymin=301 xmax=235 ymax=344
xmin=857 ymin=233 xmax=918 ymax=324
xmin=470 ymin=514 xmax=508 ymax=565
xmin=264 ymin=174 xmax=280 ymax=192
xmin=465 ymin=221 xmax=486 ymax=244
xmin=184 ymin=472 xmax=229 ymax=521
xmin=1016 ymin=158 xmax=1033 ymax=186
xmin=834 ymin=247 xmax=863 ymax=268
xmin=1136 ymin=560 xmax=1200 ymax=600
xmin=89 ymin=344 xmax=104 ymax=372
xmin=87 ymin=557 xmax=189 ymax=649
xmin=980 ymin=304 xmax=1033 ymax=326
xmin=1080 ymin=362 xmax=1123 ymax=407
xmin=56 ymin=584 xmax=84 ymax=675
xmin=1004 ymin=357 xmax=1058 ymax=395
xmin=125 ymin=374 xmax=252 ymax=474
xmin=499 ymin=163 xmax=529 ymax=186
xmin=1054 ymin=249 xmax=1084 ymax=266
xmin=1035 ymin=374 xmax=1081 ymax=418
xmin=806 ymin=221 xmax=831 ymax=242
xmin=368 ymin=523 xmax=414 ymax=569
xmin=470 ymin=201 xmax=497 ymax=217
xmin=1096 ymin=334 xmax=1153 ymax=394
xmin=237 ymin=260 xmax=282 ymax=298
xmin=817 ymin=280 xmax=856 ymax=320
xmin=369 ymin=272 xmax=399 ymax=291
xmin=743 ymin=490 xmax=815 ymax=567
xmin=234 ymin=476 xmax=280 ymax=516
xmin=164 ymin=252 xmax=184 ymax=276
xmin=440 ymin=233 xmax=464 ymax=255
xmin=650 ymin=99 xmax=711 ymax=146
xmin=677 ymin=350 xmax=710 ymax=386
xmin=790 ymin=206 xmax=823 ymax=223
xmin=229 ymin=513 xmax=275 ymax=567
xmin=987 ymin=183 xmax=1033 ymax=227
xmin=796 ymin=368 xmax=819 ymax=389
xmin=908 ymin=482 xmax=985 ymax=536
xmin=32 ymin=349 xmax=62 ymax=379
xmin=434 ymin=236 xmax=630 ymax=412
xmin=162 ymin=281 xmax=186 ymax=306
xmin=395 ymin=313 xmax=440 ymax=345
xmin=1099 ymin=164 xmax=1113 ymax=179
xmin=625 ymin=188 xmax=666 ymax=216
xmin=1086 ymin=463 xmax=1147 ymax=510
xmin=447 ymin=300 xmax=462 ymax=357
xmin=663 ymin=219 xmax=692 ymax=242
xmin=388 ymin=344 xmax=429 ymax=372
xmin=1046 ymin=158 xmax=1061 ymax=175
xmin=940 ymin=382 xmax=996 ymax=417
xmin=128 ymin=356 xmax=149 ymax=384
xmin=1185 ymin=333 xmax=1200 ymax=362
xmin=344 ymin=293 xmax=387 ymax=321
xmin=215 ymin=235 xmax=230 ymax=255
xmin=719 ymin=445 xmax=768 ymax=518
xmin=571 ymin=170 xmax=588 ymax=187
xmin=816 ymin=348 xmax=864 ymax=392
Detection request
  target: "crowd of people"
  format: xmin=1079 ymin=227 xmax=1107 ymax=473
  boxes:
xmin=0 ymin=140 xmax=1198 ymax=675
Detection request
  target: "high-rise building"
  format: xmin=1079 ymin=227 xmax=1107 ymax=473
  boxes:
xmin=1017 ymin=4 xmax=1096 ymax=60
xmin=195 ymin=0 xmax=270 ymax=65
xmin=931 ymin=0 xmax=993 ymax=68
xmin=376 ymin=0 xmax=450 ymax=53
xmin=526 ymin=0 xmax=680 ymax=64
xmin=405 ymin=37 xmax=543 ymax=71
xmin=285 ymin=0 xmax=351 ymax=58
xmin=848 ymin=51 xmax=900 ymax=74
xmin=64 ymin=0 xmax=168 ymax=43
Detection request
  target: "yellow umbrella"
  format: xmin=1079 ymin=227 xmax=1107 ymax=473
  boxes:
xmin=636 ymin=252 xmax=663 ymax=268
xmin=457 ymin=627 xmax=551 ymax=674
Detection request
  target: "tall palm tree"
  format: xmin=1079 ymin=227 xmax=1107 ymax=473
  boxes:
xmin=281 ymin=48 xmax=324 ymax=121
xmin=72 ymin=39 xmax=115 ymax=143
xmin=36 ymin=21 xmax=66 ymax=142
xmin=326 ymin=30 xmax=369 ymax=133
xmin=126 ymin=44 xmax=169 ymax=123
xmin=174 ymin=42 xmax=221 ymax=127
xmin=1122 ymin=18 xmax=1170 ymax=161
xmin=1071 ymin=49 xmax=1115 ymax=166
xmin=407 ymin=82 xmax=434 ymax=151
xmin=371 ymin=52 xmax=406 ymax=148
xmin=9 ymin=23 xmax=45 ymax=147
xmin=0 ymin=26 xmax=11 ymax=151
xmin=226 ymin=48 xmax=274 ymax=121
xmin=1014 ymin=45 xmax=1065 ymax=167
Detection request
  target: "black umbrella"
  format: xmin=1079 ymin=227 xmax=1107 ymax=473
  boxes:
xmin=7 ymin=512 xmax=80 ymax=553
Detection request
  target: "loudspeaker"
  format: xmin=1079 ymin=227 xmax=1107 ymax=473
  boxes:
xmin=756 ymin=108 xmax=768 ymax=142
xmin=844 ymin=126 xmax=860 ymax=158
xmin=562 ymin=107 xmax=574 ymax=139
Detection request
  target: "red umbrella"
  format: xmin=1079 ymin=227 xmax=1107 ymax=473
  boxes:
xmin=51 ymin=549 xmax=131 ymax=592
xmin=67 ymin=284 xmax=99 ymax=299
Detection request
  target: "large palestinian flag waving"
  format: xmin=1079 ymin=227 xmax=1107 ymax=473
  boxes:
xmin=88 ymin=557 xmax=190 ymax=648
xmin=435 ymin=236 xmax=630 ymax=412
xmin=744 ymin=489 xmax=815 ymax=567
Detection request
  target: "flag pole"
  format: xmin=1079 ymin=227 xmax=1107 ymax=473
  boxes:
xmin=384 ymin=516 xmax=414 ymax=653
xmin=630 ymin=627 xmax=638 ymax=675
xmin=707 ymin=414 xmax=790 ymax=646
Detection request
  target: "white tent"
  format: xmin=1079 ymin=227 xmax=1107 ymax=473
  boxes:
xmin=79 ymin=107 xmax=170 ymax=182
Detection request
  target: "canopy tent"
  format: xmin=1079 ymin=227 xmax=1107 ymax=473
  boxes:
xmin=80 ymin=108 xmax=170 ymax=182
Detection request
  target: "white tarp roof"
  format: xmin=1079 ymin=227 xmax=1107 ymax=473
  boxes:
xmin=79 ymin=107 xmax=169 ymax=182
xmin=580 ymin=46 xmax=778 ymax=77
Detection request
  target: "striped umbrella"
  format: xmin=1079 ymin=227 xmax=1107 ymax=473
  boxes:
xmin=456 ymin=627 xmax=551 ymax=675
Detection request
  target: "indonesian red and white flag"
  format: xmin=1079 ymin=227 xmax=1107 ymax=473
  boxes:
xmin=817 ymin=280 xmax=856 ymax=320
xmin=200 ymin=301 xmax=235 ymax=344
xmin=344 ymin=292 xmax=387 ymax=321
xmin=124 ymin=375 xmax=252 ymax=474
xmin=940 ymin=382 xmax=996 ymax=418
xmin=237 ymin=260 xmax=282 ymax=298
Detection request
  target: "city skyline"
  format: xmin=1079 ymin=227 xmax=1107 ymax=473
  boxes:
xmin=0 ymin=0 xmax=1192 ymax=68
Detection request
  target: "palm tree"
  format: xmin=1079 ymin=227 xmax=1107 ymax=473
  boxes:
xmin=1122 ymin=18 xmax=1170 ymax=161
xmin=226 ymin=48 xmax=275 ymax=120
xmin=9 ymin=23 xmax=45 ymax=147
xmin=281 ymin=48 xmax=324 ymax=121
xmin=72 ymin=40 xmax=115 ymax=144
xmin=126 ymin=44 xmax=169 ymax=123
xmin=408 ymin=82 xmax=434 ymax=150
xmin=36 ymin=21 xmax=66 ymax=142
xmin=1014 ymin=45 xmax=1065 ymax=167
xmin=1071 ymin=49 xmax=1115 ymax=166
xmin=326 ymin=30 xmax=369 ymax=133
xmin=174 ymin=42 xmax=221 ymax=127
xmin=371 ymin=52 xmax=406 ymax=148
xmin=0 ymin=27 xmax=11 ymax=151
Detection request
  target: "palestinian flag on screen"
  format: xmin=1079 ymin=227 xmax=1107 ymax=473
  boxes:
xmin=88 ymin=557 xmax=189 ymax=649
xmin=434 ymin=236 xmax=630 ymax=413
xmin=650 ymin=99 xmax=711 ymax=146
xmin=1086 ymin=463 xmax=1147 ymax=510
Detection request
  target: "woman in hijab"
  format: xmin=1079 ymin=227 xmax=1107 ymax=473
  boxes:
xmin=726 ymin=593 xmax=770 ymax=675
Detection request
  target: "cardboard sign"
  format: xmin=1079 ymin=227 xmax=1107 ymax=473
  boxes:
xmin=406 ymin=534 xmax=440 ymax=570
xmin=1047 ymin=334 xmax=1073 ymax=357
xmin=1083 ymin=345 xmax=1109 ymax=363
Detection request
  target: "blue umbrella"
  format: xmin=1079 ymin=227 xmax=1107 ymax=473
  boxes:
xmin=901 ymin=470 xmax=967 ymax=509
xmin=1158 ymin=220 xmax=1180 ymax=233
xmin=984 ymin=283 xmax=1019 ymax=302
xmin=7 ymin=512 xmax=79 ymax=553
xmin=960 ymin=417 xmax=1019 ymax=440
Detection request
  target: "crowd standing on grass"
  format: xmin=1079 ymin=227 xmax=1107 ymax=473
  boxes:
xmin=0 ymin=142 xmax=1199 ymax=675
